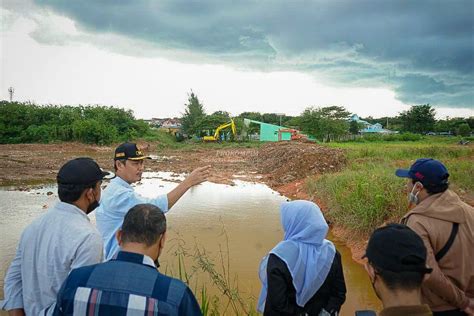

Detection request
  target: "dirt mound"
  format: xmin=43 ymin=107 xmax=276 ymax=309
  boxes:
xmin=257 ymin=142 xmax=346 ymax=186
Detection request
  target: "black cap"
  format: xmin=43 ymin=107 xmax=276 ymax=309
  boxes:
xmin=364 ymin=224 xmax=432 ymax=274
xmin=395 ymin=158 xmax=449 ymax=187
xmin=114 ymin=142 xmax=151 ymax=161
xmin=57 ymin=157 xmax=110 ymax=186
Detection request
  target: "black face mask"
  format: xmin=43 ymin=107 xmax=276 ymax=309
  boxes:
xmin=86 ymin=192 xmax=100 ymax=214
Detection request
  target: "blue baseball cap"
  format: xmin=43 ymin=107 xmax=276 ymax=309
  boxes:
xmin=395 ymin=158 xmax=449 ymax=186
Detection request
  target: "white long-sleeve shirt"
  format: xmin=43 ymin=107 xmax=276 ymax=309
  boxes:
xmin=95 ymin=176 xmax=168 ymax=260
xmin=1 ymin=201 xmax=103 ymax=315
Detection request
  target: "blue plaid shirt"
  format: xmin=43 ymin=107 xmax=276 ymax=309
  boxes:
xmin=54 ymin=251 xmax=202 ymax=316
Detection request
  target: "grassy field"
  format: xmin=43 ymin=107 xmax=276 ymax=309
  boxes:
xmin=306 ymin=139 xmax=474 ymax=235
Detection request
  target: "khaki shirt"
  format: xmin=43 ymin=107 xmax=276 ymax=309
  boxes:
xmin=401 ymin=190 xmax=474 ymax=311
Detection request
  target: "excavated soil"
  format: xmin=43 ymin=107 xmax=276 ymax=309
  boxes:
xmin=0 ymin=142 xmax=346 ymax=191
xmin=256 ymin=142 xmax=346 ymax=187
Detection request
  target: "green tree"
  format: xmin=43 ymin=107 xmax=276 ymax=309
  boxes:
xmin=0 ymin=101 xmax=149 ymax=144
xmin=466 ymin=117 xmax=474 ymax=130
xmin=198 ymin=111 xmax=231 ymax=137
xmin=181 ymin=91 xmax=206 ymax=136
xmin=457 ymin=123 xmax=471 ymax=137
xmin=349 ymin=120 xmax=363 ymax=134
xmin=300 ymin=106 xmax=350 ymax=142
xmin=399 ymin=104 xmax=436 ymax=134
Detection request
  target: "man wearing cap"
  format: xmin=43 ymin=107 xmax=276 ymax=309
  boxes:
xmin=396 ymin=158 xmax=474 ymax=315
xmin=1 ymin=158 xmax=108 ymax=316
xmin=363 ymin=223 xmax=433 ymax=316
xmin=96 ymin=142 xmax=210 ymax=260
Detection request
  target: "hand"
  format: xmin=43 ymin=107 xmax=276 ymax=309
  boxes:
xmin=8 ymin=309 xmax=26 ymax=316
xmin=464 ymin=298 xmax=474 ymax=316
xmin=184 ymin=165 xmax=211 ymax=188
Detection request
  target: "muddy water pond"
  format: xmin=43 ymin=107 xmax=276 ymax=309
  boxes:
xmin=0 ymin=172 xmax=381 ymax=315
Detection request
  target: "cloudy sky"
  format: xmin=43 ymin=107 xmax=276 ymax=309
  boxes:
xmin=1 ymin=0 xmax=473 ymax=119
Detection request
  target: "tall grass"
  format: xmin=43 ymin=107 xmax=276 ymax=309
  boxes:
xmin=307 ymin=163 xmax=408 ymax=234
xmin=307 ymin=142 xmax=474 ymax=235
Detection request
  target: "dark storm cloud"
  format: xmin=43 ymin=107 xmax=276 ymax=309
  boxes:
xmin=33 ymin=0 xmax=474 ymax=109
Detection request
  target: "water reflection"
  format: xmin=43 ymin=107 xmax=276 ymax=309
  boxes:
xmin=0 ymin=173 xmax=381 ymax=314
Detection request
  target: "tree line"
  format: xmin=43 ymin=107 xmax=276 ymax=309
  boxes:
xmin=181 ymin=92 xmax=473 ymax=141
xmin=2 ymin=96 xmax=472 ymax=145
xmin=0 ymin=101 xmax=150 ymax=144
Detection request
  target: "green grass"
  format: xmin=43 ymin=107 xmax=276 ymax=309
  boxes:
xmin=307 ymin=141 xmax=474 ymax=235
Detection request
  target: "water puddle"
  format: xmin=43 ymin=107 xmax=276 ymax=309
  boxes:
xmin=0 ymin=172 xmax=381 ymax=314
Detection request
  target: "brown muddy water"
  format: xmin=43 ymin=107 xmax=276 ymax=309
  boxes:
xmin=0 ymin=172 xmax=381 ymax=315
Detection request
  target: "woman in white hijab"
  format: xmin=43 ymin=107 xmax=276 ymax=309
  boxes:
xmin=258 ymin=200 xmax=346 ymax=315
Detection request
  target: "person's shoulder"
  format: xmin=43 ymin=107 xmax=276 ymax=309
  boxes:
xmin=158 ymin=273 xmax=188 ymax=290
xmin=63 ymin=262 xmax=100 ymax=287
xmin=154 ymin=273 xmax=193 ymax=303
xmin=19 ymin=211 xmax=51 ymax=240
xmin=101 ymin=178 xmax=135 ymax=201
xmin=268 ymin=252 xmax=285 ymax=265
xmin=329 ymin=249 xmax=342 ymax=270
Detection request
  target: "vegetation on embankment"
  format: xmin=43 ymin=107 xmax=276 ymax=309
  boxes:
xmin=0 ymin=101 xmax=151 ymax=144
xmin=306 ymin=140 xmax=474 ymax=236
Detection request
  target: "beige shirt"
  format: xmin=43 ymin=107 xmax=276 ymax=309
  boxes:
xmin=401 ymin=190 xmax=474 ymax=311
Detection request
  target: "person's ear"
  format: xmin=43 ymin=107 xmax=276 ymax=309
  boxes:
xmin=364 ymin=262 xmax=376 ymax=282
xmin=415 ymin=181 xmax=424 ymax=192
xmin=115 ymin=160 xmax=126 ymax=171
xmin=116 ymin=229 xmax=123 ymax=246
xmin=83 ymin=187 xmax=94 ymax=201
xmin=160 ymin=231 xmax=167 ymax=249
xmin=423 ymin=265 xmax=431 ymax=283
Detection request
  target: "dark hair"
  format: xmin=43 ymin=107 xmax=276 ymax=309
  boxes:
xmin=412 ymin=179 xmax=449 ymax=195
xmin=114 ymin=158 xmax=127 ymax=172
xmin=58 ymin=181 xmax=98 ymax=203
xmin=371 ymin=263 xmax=425 ymax=291
xmin=121 ymin=204 xmax=166 ymax=247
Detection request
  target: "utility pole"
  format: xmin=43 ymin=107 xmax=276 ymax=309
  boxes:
xmin=8 ymin=87 xmax=14 ymax=102
xmin=276 ymin=113 xmax=285 ymax=127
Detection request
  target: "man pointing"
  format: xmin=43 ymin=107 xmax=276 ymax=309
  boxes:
xmin=96 ymin=142 xmax=210 ymax=260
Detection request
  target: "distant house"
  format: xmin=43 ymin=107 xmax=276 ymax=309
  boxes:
xmin=350 ymin=114 xmax=396 ymax=134
xmin=243 ymin=119 xmax=312 ymax=142
xmin=158 ymin=118 xmax=182 ymax=135
xmin=145 ymin=118 xmax=165 ymax=126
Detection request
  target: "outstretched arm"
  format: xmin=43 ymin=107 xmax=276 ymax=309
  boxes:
xmin=167 ymin=166 xmax=211 ymax=209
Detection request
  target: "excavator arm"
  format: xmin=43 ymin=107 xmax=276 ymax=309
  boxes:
xmin=204 ymin=119 xmax=236 ymax=141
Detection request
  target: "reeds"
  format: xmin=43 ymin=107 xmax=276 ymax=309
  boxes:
xmin=164 ymin=224 xmax=258 ymax=316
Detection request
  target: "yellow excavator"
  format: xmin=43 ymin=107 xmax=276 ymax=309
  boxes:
xmin=203 ymin=119 xmax=237 ymax=142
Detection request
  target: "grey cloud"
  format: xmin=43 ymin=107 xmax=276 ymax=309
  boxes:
xmin=31 ymin=0 xmax=474 ymax=109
